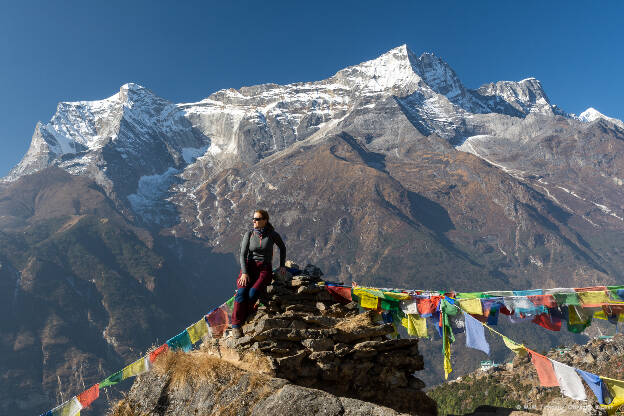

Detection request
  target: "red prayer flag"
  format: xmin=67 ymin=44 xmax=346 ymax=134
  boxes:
xmin=532 ymin=313 xmax=562 ymax=331
xmin=418 ymin=296 xmax=441 ymax=315
xmin=528 ymin=295 xmax=557 ymax=308
xmin=206 ymin=307 xmax=229 ymax=338
xmin=77 ymin=383 xmax=99 ymax=408
xmin=530 ymin=352 xmax=559 ymax=387
xmin=325 ymin=286 xmax=352 ymax=304
xmin=149 ymin=343 xmax=169 ymax=362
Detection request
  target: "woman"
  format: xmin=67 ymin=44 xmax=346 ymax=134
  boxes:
xmin=231 ymin=209 xmax=286 ymax=338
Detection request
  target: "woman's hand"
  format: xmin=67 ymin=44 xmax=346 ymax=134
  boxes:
xmin=238 ymin=273 xmax=249 ymax=287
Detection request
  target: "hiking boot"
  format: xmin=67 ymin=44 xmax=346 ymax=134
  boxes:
xmin=232 ymin=327 xmax=244 ymax=339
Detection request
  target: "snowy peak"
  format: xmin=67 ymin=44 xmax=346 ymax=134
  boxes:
xmin=474 ymin=76 xmax=556 ymax=116
xmin=412 ymin=52 xmax=465 ymax=100
xmin=578 ymin=107 xmax=624 ymax=129
xmin=333 ymin=44 xmax=423 ymax=93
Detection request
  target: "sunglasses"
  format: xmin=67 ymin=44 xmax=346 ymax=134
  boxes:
xmin=252 ymin=217 xmax=265 ymax=221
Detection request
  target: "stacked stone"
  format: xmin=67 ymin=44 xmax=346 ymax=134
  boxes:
xmin=202 ymin=262 xmax=436 ymax=415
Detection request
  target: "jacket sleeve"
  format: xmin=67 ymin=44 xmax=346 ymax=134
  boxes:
xmin=272 ymin=231 xmax=286 ymax=268
xmin=240 ymin=231 xmax=251 ymax=274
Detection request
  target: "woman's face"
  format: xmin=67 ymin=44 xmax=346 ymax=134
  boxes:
xmin=252 ymin=213 xmax=267 ymax=228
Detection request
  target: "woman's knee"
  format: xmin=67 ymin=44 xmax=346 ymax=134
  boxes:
xmin=235 ymin=287 xmax=249 ymax=303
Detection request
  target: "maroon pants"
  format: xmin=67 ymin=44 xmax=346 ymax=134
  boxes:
xmin=231 ymin=260 xmax=272 ymax=327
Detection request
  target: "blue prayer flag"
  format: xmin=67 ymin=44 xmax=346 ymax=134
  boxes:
xmin=464 ymin=312 xmax=490 ymax=355
xmin=167 ymin=330 xmax=192 ymax=352
xmin=577 ymin=369 xmax=609 ymax=404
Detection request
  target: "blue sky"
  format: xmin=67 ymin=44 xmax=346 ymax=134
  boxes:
xmin=1 ymin=1 xmax=622 ymax=176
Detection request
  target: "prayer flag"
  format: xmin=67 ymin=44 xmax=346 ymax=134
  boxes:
xmin=458 ymin=298 xmax=483 ymax=315
xmin=567 ymin=305 xmax=592 ymax=333
xmin=502 ymin=336 xmax=526 ymax=356
xmin=603 ymin=377 xmax=624 ymax=406
xmin=167 ymin=330 xmax=192 ymax=352
xmin=483 ymin=300 xmax=500 ymax=325
xmin=325 ymin=286 xmax=352 ymax=303
xmin=576 ymin=369 xmax=608 ymax=404
xmin=530 ymin=352 xmax=559 ymax=387
xmin=601 ymin=397 xmax=624 ymax=414
xmin=149 ymin=343 xmax=169 ymax=362
xmin=456 ymin=292 xmax=485 ymax=299
xmin=552 ymin=361 xmax=586 ymax=400
xmin=100 ymin=370 xmax=123 ymax=387
xmin=77 ymin=384 xmax=99 ymax=408
xmin=417 ymin=297 xmax=438 ymax=316
xmin=528 ymin=295 xmax=557 ymax=308
xmin=532 ymin=311 xmax=562 ymax=331
xmin=187 ymin=318 xmax=209 ymax=344
xmin=206 ymin=306 xmax=230 ymax=338
xmin=514 ymin=289 xmax=543 ymax=297
xmin=544 ymin=288 xmax=580 ymax=306
xmin=607 ymin=285 xmax=624 ymax=301
xmin=576 ymin=287 xmax=611 ymax=307
xmin=483 ymin=291 xmax=513 ymax=297
xmin=443 ymin=322 xmax=452 ymax=379
xmin=464 ymin=312 xmax=490 ymax=355
xmin=225 ymin=295 xmax=235 ymax=310
xmin=359 ymin=293 xmax=379 ymax=309
xmin=402 ymin=314 xmax=427 ymax=337
xmin=383 ymin=291 xmax=410 ymax=301
xmin=52 ymin=397 xmax=82 ymax=416
xmin=400 ymin=299 xmax=419 ymax=314
xmin=381 ymin=298 xmax=400 ymax=311
xmin=122 ymin=356 xmax=151 ymax=380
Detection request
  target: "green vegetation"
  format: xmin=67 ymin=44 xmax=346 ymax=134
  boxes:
xmin=428 ymin=374 xmax=522 ymax=416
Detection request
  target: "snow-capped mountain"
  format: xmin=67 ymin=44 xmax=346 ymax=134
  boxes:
xmin=6 ymin=45 xmax=565 ymax=188
xmin=577 ymin=107 xmax=624 ymax=129
xmin=5 ymin=44 xmax=623 ymax=232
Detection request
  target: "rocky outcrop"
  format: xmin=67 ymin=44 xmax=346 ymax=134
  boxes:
xmin=110 ymin=265 xmax=437 ymax=415
xmin=111 ymin=351 xmax=413 ymax=416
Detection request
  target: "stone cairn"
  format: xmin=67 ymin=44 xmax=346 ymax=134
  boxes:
xmin=201 ymin=262 xmax=437 ymax=415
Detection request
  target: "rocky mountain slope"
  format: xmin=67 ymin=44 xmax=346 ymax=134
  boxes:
xmin=2 ymin=44 xmax=624 ymax=415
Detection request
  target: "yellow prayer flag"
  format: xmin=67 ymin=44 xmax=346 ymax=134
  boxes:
xmin=594 ymin=311 xmax=608 ymax=321
xmin=404 ymin=314 xmax=428 ymax=337
xmin=187 ymin=318 xmax=209 ymax=344
xmin=602 ymin=377 xmax=624 ymax=415
xmin=122 ymin=356 xmax=150 ymax=380
xmin=577 ymin=290 xmax=611 ymax=306
xmin=443 ymin=328 xmax=452 ymax=380
xmin=502 ymin=336 xmax=527 ymax=356
xmin=353 ymin=289 xmax=378 ymax=309
xmin=458 ymin=298 xmax=483 ymax=315
xmin=383 ymin=292 xmax=410 ymax=301
xmin=53 ymin=397 xmax=82 ymax=416
xmin=601 ymin=397 xmax=624 ymax=415
xmin=569 ymin=305 xmax=591 ymax=325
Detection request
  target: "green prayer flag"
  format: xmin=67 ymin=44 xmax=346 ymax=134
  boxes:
xmin=225 ymin=296 xmax=235 ymax=310
xmin=553 ymin=292 xmax=580 ymax=306
xmin=456 ymin=292 xmax=485 ymax=299
xmin=100 ymin=370 xmax=123 ymax=387
xmin=381 ymin=298 xmax=400 ymax=312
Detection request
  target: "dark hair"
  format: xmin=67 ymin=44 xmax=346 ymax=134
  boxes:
xmin=254 ymin=209 xmax=274 ymax=231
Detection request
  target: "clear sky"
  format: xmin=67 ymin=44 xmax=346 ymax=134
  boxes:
xmin=1 ymin=1 xmax=622 ymax=176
